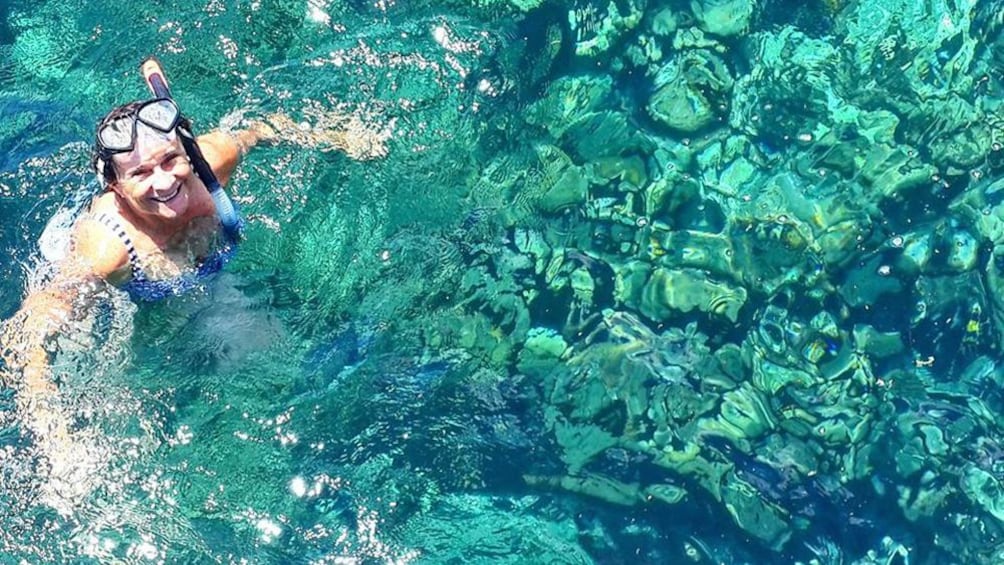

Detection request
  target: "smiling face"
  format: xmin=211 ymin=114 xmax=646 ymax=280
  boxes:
xmin=110 ymin=125 xmax=194 ymax=224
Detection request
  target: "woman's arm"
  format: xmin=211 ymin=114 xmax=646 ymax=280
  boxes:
xmin=2 ymin=268 xmax=89 ymax=428
xmin=0 ymin=223 xmax=126 ymax=509
xmin=0 ymin=262 xmax=107 ymax=506
xmin=1 ymin=223 xmax=123 ymax=397
xmin=197 ymin=123 xmax=274 ymax=187
xmin=198 ymin=109 xmax=390 ymax=183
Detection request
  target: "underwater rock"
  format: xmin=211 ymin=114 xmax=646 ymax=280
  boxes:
xmin=513 ymin=228 xmax=553 ymax=275
xmin=612 ymin=259 xmax=652 ymax=307
xmin=839 ymin=254 xmax=904 ymax=308
xmin=578 ymin=310 xmax=710 ymax=381
xmin=524 ymin=76 xmax=656 ymax=167
xmin=648 ymin=442 xmax=732 ymax=501
xmin=672 ymin=26 xmax=726 ymax=52
xmin=716 ymin=154 xmax=759 ymax=195
xmin=918 ymin=424 xmax=949 ymax=456
xmin=643 ymin=172 xmax=704 ymax=228
xmin=894 ymin=473 xmax=954 ymax=523
xmin=524 ymin=472 xmax=643 ymax=506
xmin=814 ymin=214 xmax=874 ymax=268
xmin=507 ymin=0 xmax=545 ymax=11
xmin=728 ymin=214 xmax=820 ymax=295
xmin=728 ymin=26 xmax=839 ymax=142
xmin=708 ymin=382 xmax=776 ymax=440
xmin=541 ymin=309 xmax=715 ymax=490
xmin=647 ymin=49 xmax=733 ymax=133
xmin=711 ymin=343 xmax=746 ymax=384
xmin=852 ymin=325 xmax=905 ymax=359
xmin=638 ymin=267 xmax=747 ymax=323
xmin=898 ymin=231 xmax=934 ymax=274
xmin=952 ymin=178 xmax=1004 ymax=250
xmin=531 ymin=144 xmax=589 ymax=213
xmin=569 ymin=267 xmax=595 ymax=305
xmin=522 ymin=327 xmax=569 ymax=360
xmin=649 ymin=7 xmax=680 ymax=36
xmin=553 ymin=419 xmax=620 ymax=474
xmin=525 ymin=75 xmax=616 ymax=137
xmin=727 ymin=24 xmax=939 ymax=211
xmin=946 ymin=226 xmax=979 ymax=273
xmin=544 ymin=248 xmax=567 ymax=290
xmin=962 ymin=465 xmax=1004 ymax=522
xmin=808 ymin=535 xmax=912 ymax=565
xmin=857 ymin=144 xmax=938 ymax=201
xmin=750 ymin=356 xmax=814 ymax=396
xmin=648 ymin=380 xmax=721 ymax=431
xmin=581 ymin=203 xmax=644 ymax=259
xmin=928 ymin=113 xmax=990 ymax=171
xmin=624 ymin=33 xmax=664 ymax=69
xmin=587 ymin=154 xmax=649 ymax=192
xmin=398 ymin=493 xmax=593 ymax=564
xmin=836 ymin=0 xmax=981 ymax=100
xmin=567 ymin=0 xmax=646 ymax=58
xmin=648 ymin=228 xmax=733 ymax=277
xmin=483 ymin=143 xmax=590 ymax=218
xmin=690 ymin=0 xmax=755 ymax=37
xmin=705 ymin=435 xmax=860 ymax=541
xmin=720 ymin=474 xmax=792 ymax=550
xmin=564 ymin=110 xmax=656 ymax=163
xmin=644 ymin=483 xmax=687 ymax=505
xmin=747 ymin=302 xmax=849 ymax=378
xmin=539 ymin=164 xmax=588 ymax=213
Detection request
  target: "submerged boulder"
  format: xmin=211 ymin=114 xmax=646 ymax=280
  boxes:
xmin=691 ymin=0 xmax=756 ymax=37
xmin=648 ymin=49 xmax=733 ymax=133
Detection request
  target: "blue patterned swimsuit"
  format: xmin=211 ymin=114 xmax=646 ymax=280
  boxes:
xmin=94 ymin=213 xmax=238 ymax=302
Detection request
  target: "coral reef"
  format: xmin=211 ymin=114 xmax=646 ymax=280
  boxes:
xmin=431 ymin=0 xmax=1004 ymax=560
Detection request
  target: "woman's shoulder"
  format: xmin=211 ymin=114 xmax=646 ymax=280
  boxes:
xmin=71 ymin=197 xmax=131 ymax=280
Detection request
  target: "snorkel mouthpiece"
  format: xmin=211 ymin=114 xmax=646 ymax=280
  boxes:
xmin=139 ymin=56 xmax=242 ymax=240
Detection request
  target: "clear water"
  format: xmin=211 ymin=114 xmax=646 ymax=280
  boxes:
xmin=2 ymin=0 xmax=1004 ymax=563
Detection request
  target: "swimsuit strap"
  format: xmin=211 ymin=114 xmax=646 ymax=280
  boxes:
xmin=93 ymin=212 xmax=147 ymax=281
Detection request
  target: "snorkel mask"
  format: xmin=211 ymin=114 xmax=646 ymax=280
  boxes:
xmin=93 ymin=98 xmax=184 ymax=185
xmin=97 ymin=98 xmax=181 ymax=155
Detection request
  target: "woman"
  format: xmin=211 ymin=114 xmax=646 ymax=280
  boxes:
xmin=0 ymin=71 xmax=388 ymax=510
xmin=82 ymin=97 xmax=259 ymax=300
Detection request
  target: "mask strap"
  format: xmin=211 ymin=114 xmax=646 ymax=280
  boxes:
xmin=96 ymin=157 xmax=108 ymax=187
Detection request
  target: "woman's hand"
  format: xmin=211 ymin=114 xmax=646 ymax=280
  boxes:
xmin=255 ymin=111 xmax=391 ymax=160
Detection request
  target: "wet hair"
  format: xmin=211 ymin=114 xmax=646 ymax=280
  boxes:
xmin=89 ymin=101 xmax=146 ymax=188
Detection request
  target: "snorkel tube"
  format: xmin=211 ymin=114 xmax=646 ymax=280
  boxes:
xmin=139 ymin=57 xmax=242 ymax=240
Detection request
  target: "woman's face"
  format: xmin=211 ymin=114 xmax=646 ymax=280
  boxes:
xmin=111 ymin=128 xmax=193 ymax=223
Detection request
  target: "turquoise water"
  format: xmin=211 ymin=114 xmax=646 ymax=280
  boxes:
xmin=3 ymin=0 xmax=1004 ymax=562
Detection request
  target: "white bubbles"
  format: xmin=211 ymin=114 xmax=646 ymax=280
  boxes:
xmin=432 ymin=26 xmax=449 ymax=47
xmin=256 ymin=517 xmax=283 ymax=543
xmin=289 ymin=475 xmax=327 ymax=498
xmin=171 ymin=424 xmax=193 ymax=446
xmin=306 ymin=3 xmax=331 ymax=25
xmin=290 ymin=476 xmax=308 ymax=498
xmin=127 ymin=537 xmax=162 ymax=561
